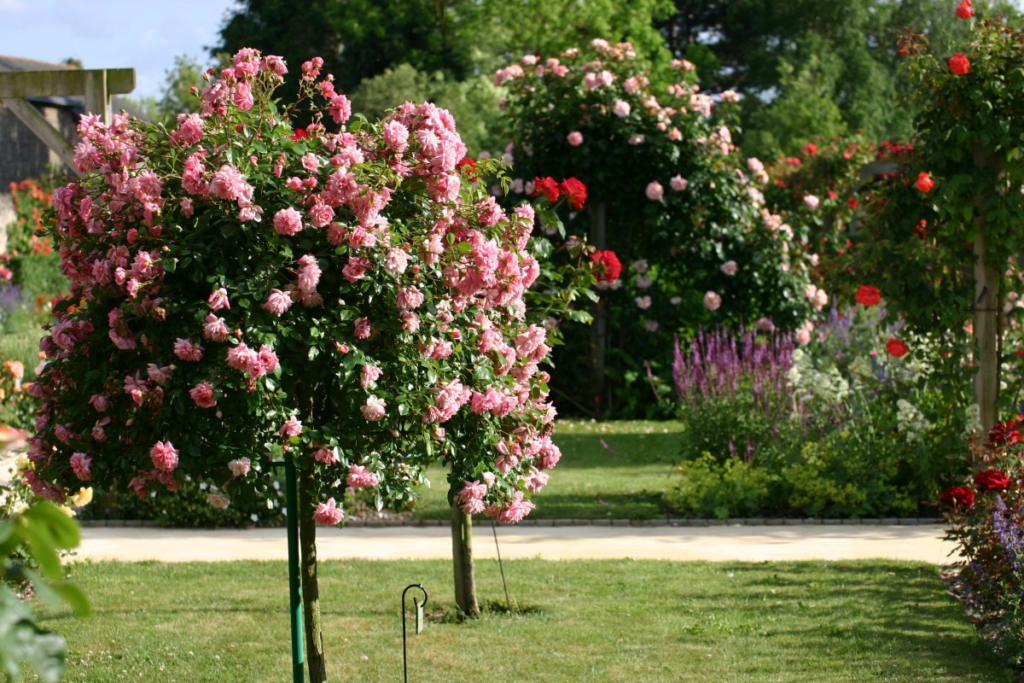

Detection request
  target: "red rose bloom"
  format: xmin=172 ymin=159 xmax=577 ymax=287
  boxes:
xmin=975 ymin=469 xmax=1011 ymax=492
xmin=956 ymin=0 xmax=974 ymax=19
xmin=855 ymin=285 xmax=881 ymax=307
xmin=915 ymin=172 xmax=935 ymax=193
xmin=456 ymin=157 xmax=478 ymax=177
xmin=289 ymin=128 xmax=308 ymax=141
xmin=847 ymin=196 xmax=859 ymax=209
xmin=989 ymin=416 xmax=1024 ymax=446
xmin=531 ymin=176 xmax=561 ymax=203
xmin=949 ymin=53 xmax=970 ymax=76
xmin=590 ymin=250 xmax=622 ymax=282
xmin=804 ymin=143 xmax=818 ymax=155
xmin=560 ymin=177 xmax=588 ymax=210
xmin=886 ymin=338 xmax=909 ymax=358
xmin=940 ymin=486 xmax=975 ymax=508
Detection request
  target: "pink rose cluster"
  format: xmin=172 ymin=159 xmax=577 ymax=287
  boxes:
xmin=31 ymin=48 xmax=560 ymax=526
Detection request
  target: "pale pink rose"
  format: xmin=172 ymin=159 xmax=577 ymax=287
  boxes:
xmin=228 ymin=457 xmax=251 ymax=477
xmin=346 ymin=464 xmax=379 ymax=489
xmin=203 ymin=314 xmax=230 ymax=342
xmin=703 ymin=291 xmax=722 ymax=311
xmin=795 ymin=328 xmax=811 ymax=346
xmin=207 ymin=491 xmax=231 ymax=509
xmin=312 ymin=447 xmax=338 ymax=464
xmin=354 ymin=317 xmax=372 ymax=339
xmin=263 ymin=289 xmax=293 ymax=316
xmin=208 ymin=288 xmax=230 ymax=311
xmin=70 ymin=452 xmax=92 ymax=481
xmin=312 ymin=498 xmax=345 ymax=525
xmin=342 ymin=257 xmax=371 ymax=282
xmin=300 ymin=153 xmax=319 ymax=172
xmin=174 ymin=338 xmax=203 ymax=361
xmin=813 ymin=288 xmax=828 ymax=308
xmin=804 ymin=194 xmax=820 ymax=209
xmin=633 ymin=259 xmax=649 ymax=274
xmin=497 ymin=491 xmax=536 ymax=524
xmin=360 ymin=365 xmax=383 ymax=389
xmin=721 ymin=260 xmax=738 ymax=276
xmin=567 ymin=131 xmax=584 ymax=146
xmin=362 ymin=395 xmax=387 ymax=421
xmin=397 ymin=286 xmax=425 ymax=310
xmin=190 ymin=382 xmax=217 ymax=408
xmin=612 ymin=99 xmax=631 ymax=117
xmin=280 ymin=415 xmax=303 ymax=438
xmin=273 ymin=207 xmax=304 ymax=236
xmin=635 ymin=296 xmax=652 ymax=310
xmin=645 ymin=181 xmax=664 ymax=201
xmin=670 ymin=175 xmax=688 ymax=191
xmin=296 ymin=254 xmax=321 ymax=292
xmin=150 ymin=440 xmax=179 ymax=472
xmin=384 ymin=248 xmax=409 ymax=274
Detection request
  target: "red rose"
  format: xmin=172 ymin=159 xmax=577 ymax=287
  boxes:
xmin=989 ymin=416 xmax=1024 ymax=446
xmin=855 ymin=285 xmax=881 ymax=307
xmin=975 ymin=469 xmax=1011 ymax=492
xmin=940 ymin=486 xmax=975 ymax=508
xmin=560 ymin=177 xmax=587 ymax=210
xmin=456 ymin=157 xmax=478 ymax=177
xmin=847 ymin=196 xmax=859 ymax=209
xmin=956 ymin=0 xmax=974 ymax=19
xmin=804 ymin=143 xmax=818 ymax=155
xmin=886 ymin=338 xmax=909 ymax=358
xmin=589 ymin=250 xmax=622 ymax=282
xmin=531 ymin=176 xmax=561 ymax=203
xmin=290 ymin=128 xmax=308 ymax=141
xmin=949 ymin=53 xmax=970 ymax=76
xmin=915 ymin=172 xmax=935 ymax=193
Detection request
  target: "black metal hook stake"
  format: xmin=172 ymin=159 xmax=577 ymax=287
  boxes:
xmin=490 ymin=518 xmax=513 ymax=618
xmin=402 ymin=583 xmax=428 ymax=683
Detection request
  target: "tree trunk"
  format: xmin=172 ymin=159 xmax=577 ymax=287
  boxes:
xmin=450 ymin=503 xmax=479 ymax=617
xmin=589 ymin=201 xmax=608 ymax=418
xmin=299 ymin=463 xmax=328 ymax=683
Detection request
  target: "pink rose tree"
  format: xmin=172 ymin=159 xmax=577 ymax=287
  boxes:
xmin=30 ymin=48 xmax=560 ymax=681
xmin=498 ymin=39 xmax=816 ymax=415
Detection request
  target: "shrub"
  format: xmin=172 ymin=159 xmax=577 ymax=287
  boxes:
xmin=665 ymin=453 xmax=774 ymax=519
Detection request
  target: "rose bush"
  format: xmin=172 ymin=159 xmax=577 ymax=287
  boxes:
xmin=497 ymin=39 xmax=817 ymax=417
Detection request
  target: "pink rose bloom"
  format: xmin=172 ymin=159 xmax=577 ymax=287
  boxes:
xmin=227 ymin=343 xmax=260 ymax=374
xmin=612 ymin=99 xmax=631 ymax=117
xmin=795 ymin=328 xmax=811 ymax=346
xmin=233 ymin=80 xmax=254 ymax=110
xmin=354 ymin=317 xmax=372 ymax=340
xmin=383 ymin=120 xmax=410 ymax=153
xmin=208 ymin=164 xmax=253 ymax=204
xmin=280 ymin=415 xmax=303 ymax=438
xmin=273 ymin=207 xmax=304 ymax=236
xmin=228 ymin=457 xmax=251 ymax=477
xmin=384 ymin=248 xmax=410 ymax=274
xmin=203 ymin=314 xmax=230 ymax=342
xmin=645 ymin=181 xmax=664 ymax=201
xmin=361 ymin=365 xmax=383 ymax=389
xmin=312 ymin=447 xmax=339 ymax=464
xmin=397 ymin=286 xmax=425 ymax=310
xmin=670 ymin=175 xmax=688 ymax=191
xmin=567 ymin=131 xmax=584 ymax=146
xmin=296 ymin=254 xmax=321 ymax=293
xmin=361 ymin=395 xmax=387 ymax=421
xmin=703 ymin=291 xmax=722 ymax=311
xmin=721 ymin=260 xmax=738 ymax=276
xmin=300 ymin=153 xmax=319 ymax=172
xmin=308 ymin=202 xmax=335 ymax=228
xmin=174 ymin=338 xmax=204 ymax=361
xmin=346 ymin=464 xmax=380 ymax=489
xmin=497 ymin=491 xmax=536 ymax=524
xmin=312 ymin=498 xmax=345 ymax=525
xmin=258 ymin=345 xmax=279 ymax=373
xmin=329 ymin=95 xmax=352 ymax=124
xmin=88 ymin=394 xmax=109 ymax=412
xmin=263 ymin=289 xmax=293 ymax=316
xmin=635 ymin=296 xmax=652 ymax=310
xmin=190 ymin=382 xmax=217 ymax=408
xmin=342 ymin=256 xmax=371 ymax=283
xmin=804 ymin=194 xmax=820 ymax=209
xmin=171 ymin=113 xmax=204 ymax=146
xmin=70 ymin=452 xmax=92 ymax=481
xmin=208 ymin=287 xmax=230 ymax=311
xmin=150 ymin=440 xmax=179 ymax=472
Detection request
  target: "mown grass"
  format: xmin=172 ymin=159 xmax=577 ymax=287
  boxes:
xmin=411 ymin=420 xmax=684 ymax=520
xmin=31 ymin=559 xmax=1008 ymax=682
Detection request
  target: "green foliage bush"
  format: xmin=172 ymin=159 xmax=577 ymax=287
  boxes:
xmin=665 ymin=453 xmax=773 ymax=519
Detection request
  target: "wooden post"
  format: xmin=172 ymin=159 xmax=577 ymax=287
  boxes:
xmin=973 ymin=144 xmax=1000 ymax=437
xmin=589 ymin=201 xmax=608 ymax=418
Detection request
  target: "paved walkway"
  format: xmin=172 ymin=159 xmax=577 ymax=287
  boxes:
xmin=77 ymin=523 xmax=960 ymax=564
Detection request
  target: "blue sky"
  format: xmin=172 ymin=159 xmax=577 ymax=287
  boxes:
xmin=0 ymin=0 xmax=239 ymax=100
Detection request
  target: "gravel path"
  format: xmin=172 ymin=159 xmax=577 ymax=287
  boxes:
xmin=76 ymin=523 xmax=958 ymax=564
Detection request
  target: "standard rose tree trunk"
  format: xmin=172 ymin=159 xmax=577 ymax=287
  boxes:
xmin=451 ymin=504 xmax=479 ymax=617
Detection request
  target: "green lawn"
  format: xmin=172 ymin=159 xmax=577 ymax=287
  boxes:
xmin=32 ymin=559 xmax=1006 ymax=682
xmin=412 ymin=419 xmax=684 ymax=520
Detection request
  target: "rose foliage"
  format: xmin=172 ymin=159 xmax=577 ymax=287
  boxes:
xmin=28 ymin=48 xmax=560 ymax=524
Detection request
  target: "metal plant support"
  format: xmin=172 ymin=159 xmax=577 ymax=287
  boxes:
xmin=401 ymin=584 xmax=428 ymax=683
xmin=270 ymin=456 xmax=305 ymax=683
